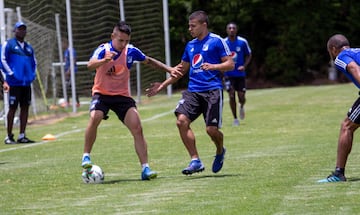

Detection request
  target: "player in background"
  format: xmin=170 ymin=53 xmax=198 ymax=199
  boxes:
xmin=1 ymin=21 xmax=37 ymax=144
xmin=62 ymin=38 xmax=80 ymax=107
xmin=81 ymin=21 xmax=182 ymax=180
xmin=0 ymin=45 xmax=10 ymax=92
xmin=318 ymin=34 xmax=360 ymax=182
xmin=146 ymin=11 xmax=234 ymax=175
xmin=224 ymin=22 xmax=252 ymax=126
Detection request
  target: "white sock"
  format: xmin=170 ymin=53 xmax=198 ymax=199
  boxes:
xmin=82 ymin=153 xmax=90 ymax=159
xmin=18 ymin=133 xmax=25 ymax=139
xmin=141 ymin=163 xmax=149 ymax=171
xmin=191 ymin=158 xmax=200 ymax=161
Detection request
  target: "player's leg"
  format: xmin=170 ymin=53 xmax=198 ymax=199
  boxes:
xmin=16 ymin=86 xmax=34 ymax=143
xmin=235 ymin=77 xmax=246 ymax=120
xmin=175 ymin=91 xmax=204 ymax=175
xmin=82 ymin=94 xmax=107 ymax=168
xmin=318 ymin=96 xmax=360 ymax=182
xmin=123 ymin=105 xmax=157 ymax=180
xmin=5 ymin=87 xmax=18 ymax=144
xmin=204 ymin=89 xmax=226 ymax=173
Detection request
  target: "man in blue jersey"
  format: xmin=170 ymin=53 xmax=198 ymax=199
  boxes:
xmin=224 ymin=22 xmax=252 ymax=126
xmin=1 ymin=21 xmax=36 ymax=144
xmin=146 ymin=11 xmax=234 ymax=175
xmin=0 ymin=45 xmax=10 ymax=92
xmin=318 ymin=34 xmax=360 ymax=183
xmin=62 ymin=38 xmax=79 ymax=107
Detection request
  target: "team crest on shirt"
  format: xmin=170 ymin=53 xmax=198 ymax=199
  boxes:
xmin=192 ymin=54 xmax=203 ymax=69
xmin=127 ymin=56 xmax=133 ymax=64
xmin=236 ymin=46 xmax=241 ymax=52
xmin=202 ymin=44 xmax=209 ymax=51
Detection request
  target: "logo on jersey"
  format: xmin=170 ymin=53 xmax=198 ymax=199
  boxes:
xmin=192 ymin=54 xmax=203 ymax=69
xmin=236 ymin=46 xmax=241 ymax=52
xmin=127 ymin=56 xmax=133 ymax=64
xmin=231 ymin=51 xmax=238 ymax=61
xmin=202 ymin=44 xmax=209 ymax=51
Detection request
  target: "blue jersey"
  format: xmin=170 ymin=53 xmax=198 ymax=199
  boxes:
xmin=1 ymin=38 xmax=37 ymax=86
xmin=182 ymin=33 xmax=231 ymax=92
xmin=335 ymin=48 xmax=360 ymax=88
xmin=90 ymin=41 xmax=146 ymax=69
xmin=224 ymin=36 xmax=251 ymax=78
xmin=64 ymin=48 xmax=78 ymax=73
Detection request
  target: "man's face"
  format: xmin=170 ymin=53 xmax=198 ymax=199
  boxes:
xmin=15 ymin=26 xmax=27 ymax=40
xmin=111 ymin=30 xmax=130 ymax=51
xmin=226 ymin=24 xmax=237 ymax=37
xmin=188 ymin=19 xmax=205 ymax=38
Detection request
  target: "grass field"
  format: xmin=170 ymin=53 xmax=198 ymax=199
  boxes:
xmin=1 ymin=83 xmax=360 ymax=214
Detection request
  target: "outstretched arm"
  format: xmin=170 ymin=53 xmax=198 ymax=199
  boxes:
xmin=143 ymin=56 xmax=183 ymax=78
xmin=146 ymin=61 xmax=189 ymax=97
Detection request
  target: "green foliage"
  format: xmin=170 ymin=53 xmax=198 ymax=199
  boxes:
xmin=168 ymin=0 xmax=358 ymax=86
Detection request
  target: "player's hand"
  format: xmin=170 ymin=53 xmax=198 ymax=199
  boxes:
xmin=2 ymin=82 xmax=10 ymax=93
xmin=170 ymin=64 xmax=184 ymax=78
xmin=201 ymin=62 xmax=213 ymax=71
xmin=145 ymin=82 xmax=162 ymax=97
xmin=104 ymin=51 xmax=117 ymax=62
xmin=237 ymin=65 xmax=245 ymax=71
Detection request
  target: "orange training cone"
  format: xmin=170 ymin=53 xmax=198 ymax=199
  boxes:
xmin=42 ymin=134 xmax=56 ymax=141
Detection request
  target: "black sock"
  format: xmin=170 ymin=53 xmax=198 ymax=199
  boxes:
xmin=335 ymin=167 xmax=345 ymax=175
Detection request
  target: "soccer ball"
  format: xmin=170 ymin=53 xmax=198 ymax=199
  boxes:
xmin=82 ymin=165 xmax=104 ymax=184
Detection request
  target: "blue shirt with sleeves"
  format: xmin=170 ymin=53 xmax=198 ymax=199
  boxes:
xmin=182 ymin=33 xmax=231 ymax=92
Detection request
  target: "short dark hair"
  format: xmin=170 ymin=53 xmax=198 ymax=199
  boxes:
xmin=327 ymin=34 xmax=349 ymax=50
xmin=115 ymin=21 xmax=131 ymax=35
xmin=189 ymin=10 xmax=209 ymax=26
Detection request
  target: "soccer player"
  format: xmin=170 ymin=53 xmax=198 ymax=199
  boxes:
xmin=146 ymin=11 xmax=234 ymax=175
xmin=1 ymin=21 xmax=37 ymax=144
xmin=224 ymin=22 xmax=252 ymax=126
xmin=62 ymin=38 xmax=80 ymax=107
xmin=81 ymin=21 xmax=181 ymax=180
xmin=318 ymin=34 xmax=360 ymax=182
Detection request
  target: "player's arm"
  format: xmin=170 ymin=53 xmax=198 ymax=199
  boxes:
xmin=146 ymin=61 xmax=189 ymax=97
xmin=200 ymin=55 xmax=234 ymax=72
xmin=87 ymin=51 xmax=117 ymax=70
xmin=143 ymin=56 xmax=183 ymax=78
xmin=347 ymin=61 xmax=360 ymax=84
xmin=239 ymin=53 xmax=252 ymax=71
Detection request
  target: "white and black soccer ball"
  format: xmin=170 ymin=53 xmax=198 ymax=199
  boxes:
xmin=82 ymin=165 xmax=104 ymax=184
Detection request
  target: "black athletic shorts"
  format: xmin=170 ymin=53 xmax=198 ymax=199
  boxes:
xmin=8 ymin=86 xmax=32 ymax=107
xmin=90 ymin=93 xmax=136 ymax=122
xmin=174 ymin=89 xmax=223 ymax=128
xmin=348 ymin=95 xmax=360 ymax=124
xmin=225 ymin=76 xmax=246 ymax=92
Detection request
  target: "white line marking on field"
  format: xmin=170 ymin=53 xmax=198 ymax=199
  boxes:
xmin=0 ymin=110 xmax=173 ymax=153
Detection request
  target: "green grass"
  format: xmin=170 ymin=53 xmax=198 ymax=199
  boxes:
xmin=1 ymin=83 xmax=360 ymax=214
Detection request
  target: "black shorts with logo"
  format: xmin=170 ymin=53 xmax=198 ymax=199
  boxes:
xmin=225 ymin=76 xmax=246 ymax=92
xmin=90 ymin=93 xmax=136 ymax=122
xmin=174 ymin=89 xmax=223 ymax=128
xmin=8 ymin=86 xmax=32 ymax=107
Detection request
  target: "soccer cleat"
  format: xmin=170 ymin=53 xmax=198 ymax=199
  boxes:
xmin=233 ymin=118 xmax=240 ymax=126
xmin=81 ymin=155 xmax=93 ymax=169
xmin=240 ymin=107 xmax=245 ymax=120
xmin=182 ymin=159 xmax=205 ymax=175
xmin=141 ymin=167 xmax=157 ymax=180
xmin=4 ymin=134 xmax=16 ymax=144
xmin=317 ymin=172 xmax=347 ymax=183
xmin=17 ymin=136 xmax=35 ymax=144
xmin=212 ymin=147 xmax=226 ymax=173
